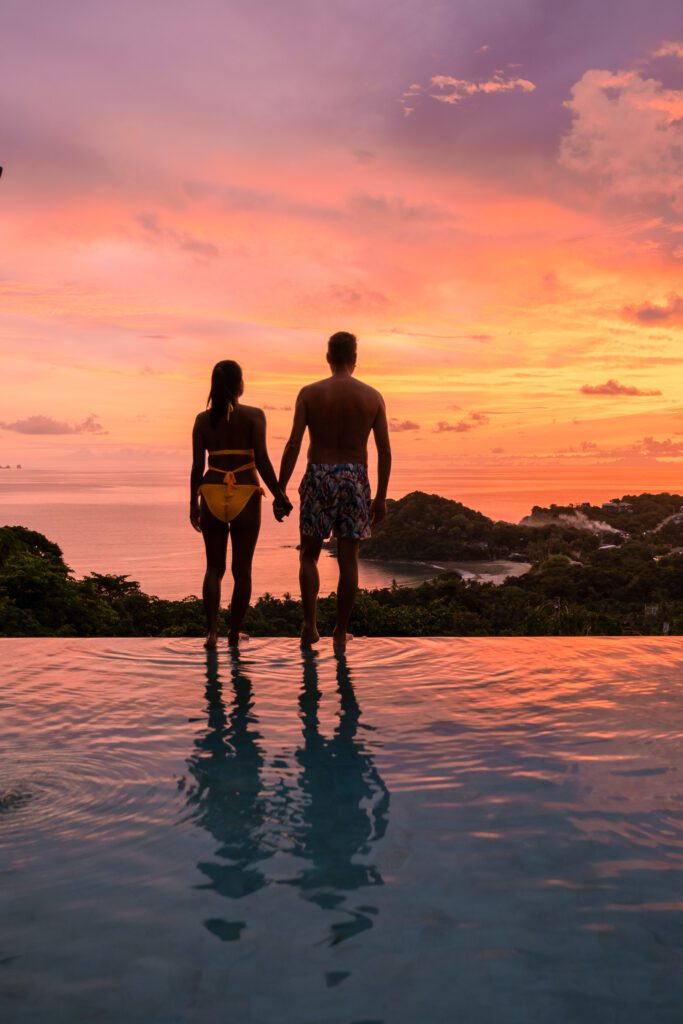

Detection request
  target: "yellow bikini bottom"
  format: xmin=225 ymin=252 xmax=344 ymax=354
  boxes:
xmin=199 ymin=460 xmax=265 ymax=524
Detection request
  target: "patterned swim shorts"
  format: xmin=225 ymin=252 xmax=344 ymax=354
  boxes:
xmin=299 ymin=463 xmax=372 ymax=540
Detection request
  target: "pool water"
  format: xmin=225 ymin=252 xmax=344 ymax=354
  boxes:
xmin=2 ymin=638 xmax=683 ymax=1023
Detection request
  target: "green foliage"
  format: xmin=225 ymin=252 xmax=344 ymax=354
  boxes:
xmin=2 ymin=508 xmax=683 ymax=638
xmin=360 ymin=490 xmax=616 ymax=563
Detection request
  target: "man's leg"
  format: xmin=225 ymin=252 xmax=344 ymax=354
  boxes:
xmin=299 ymin=533 xmax=323 ymax=646
xmin=334 ymin=538 xmax=359 ymax=648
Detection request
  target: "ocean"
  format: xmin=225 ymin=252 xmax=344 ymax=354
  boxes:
xmin=1 ymin=463 xmax=680 ymax=600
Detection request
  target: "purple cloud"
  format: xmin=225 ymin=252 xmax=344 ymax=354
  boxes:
xmin=434 ymin=411 xmax=490 ymax=433
xmin=389 ymin=418 xmax=420 ymax=432
xmin=580 ymin=379 xmax=662 ymax=396
xmin=623 ymin=293 xmax=683 ymax=325
xmin=0 ymin=415 xmax=106 ymax=435
xmin=136 ymin=212 xmax=221 ymax=261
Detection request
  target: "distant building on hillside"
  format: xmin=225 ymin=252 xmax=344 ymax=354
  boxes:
xmin=601 ymin=500 xmax=632 ymax=511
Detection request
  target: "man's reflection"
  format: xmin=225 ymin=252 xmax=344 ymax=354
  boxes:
xmin=183 ymin=650 xmax=270 ymax=941
xmin=289 ymin=651 xmax=390 ymax=944
xmin=183 ymin=649 xmax=390 ymax=946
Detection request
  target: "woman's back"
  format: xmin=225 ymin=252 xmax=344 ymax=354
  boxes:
xmin=197 ymin=404 xmax=260 ymax=461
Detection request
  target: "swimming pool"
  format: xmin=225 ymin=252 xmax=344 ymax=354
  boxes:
xmin=2 ymin=637 xmax=682 ymax=1023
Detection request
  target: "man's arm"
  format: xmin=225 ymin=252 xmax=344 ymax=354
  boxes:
xmin=371 ymin=396 xmax=392 ymax=524
xmin=278 ymin=390 xmax=307 ymax=492
xmin=189 ymin=415 xmax=205 ymax=531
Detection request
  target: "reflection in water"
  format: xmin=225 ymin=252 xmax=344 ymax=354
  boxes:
xmin=290 ymin=652 xmax=390 ymax=944
xmin=183 ymin=649 xmax=390 ymax=945
xmin=183 ymin=650 xmax=271 ymax=942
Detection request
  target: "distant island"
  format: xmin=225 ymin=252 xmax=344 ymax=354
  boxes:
xmin=2 ymin=492 xmax=683 ymax=637
xmin=357 ymin=490 xmax=683 ymax=563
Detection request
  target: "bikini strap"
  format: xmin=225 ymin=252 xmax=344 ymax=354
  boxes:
xmin=206 ymin=461 xmax=257 ymax=485
xmin=208 ymin=448 xmax=255 ymax=456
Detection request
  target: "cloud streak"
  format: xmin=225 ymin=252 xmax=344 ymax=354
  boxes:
xmin=136 ymin=212 xmax=221 ymax=261
xmin=0 ymin=415 xmax=106 ymax=435
xmin=434 ymin=412 xmax=490 ymax=433
xmin=389 ymin=418 xmax=420 ymax=432
xmin=402 ymin=69 xmax=535 ymax=115
xmin=580 ymin=380 xmax=662 ymax=396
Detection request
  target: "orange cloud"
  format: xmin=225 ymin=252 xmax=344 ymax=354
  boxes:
xmin=401 ymin=70 xmax=535 ymax=114
xmin=652 ymin=41 xmax=683 ymax=59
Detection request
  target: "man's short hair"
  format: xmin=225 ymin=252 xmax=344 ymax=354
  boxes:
xmin=328 ymin=331 xmax=357 ymax=366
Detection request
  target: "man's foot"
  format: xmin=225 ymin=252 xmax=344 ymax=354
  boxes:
xmin=332 ymin=629 xmax=353 ymax=651
xmin=300 ymin=626 xmax=320 ymax=648
xmin=204 ymin=631 xmax=218 ymax=649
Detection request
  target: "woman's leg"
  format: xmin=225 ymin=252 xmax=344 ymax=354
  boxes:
xmin=200 ymin=500 xmax=229 ymax=646
xmin=227 ymin=492 xmax=262 ymax=645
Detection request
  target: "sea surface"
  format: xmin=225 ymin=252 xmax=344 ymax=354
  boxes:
xmin=1 ymin=464 xmax=676 ymax=600
xmin=2 ymin=637 xmax=683 ymax=1023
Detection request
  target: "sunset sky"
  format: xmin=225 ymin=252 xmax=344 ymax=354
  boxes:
xmin=2 ymin=0 xmax=683 ymax=485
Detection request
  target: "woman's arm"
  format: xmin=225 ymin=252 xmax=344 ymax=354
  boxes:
xmin=253 ymin=409 xmax=291 ymax=511
xmin=190 ymin=415 xmax=205 ymax=531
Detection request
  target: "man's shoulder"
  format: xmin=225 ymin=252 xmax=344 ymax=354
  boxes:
xmin=298 ymin=379 xmax=329 ymax=400
xmin=353 ymin=378 xmax=384 ymax=404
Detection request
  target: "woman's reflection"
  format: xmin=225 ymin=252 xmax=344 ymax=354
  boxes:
xmin=183 ymin=650 xmax=270 ymax=942
xmin=183 ymin=649 xmax=390 ymax=946
xmin=289 ymin=651 xmax=390 ymax=944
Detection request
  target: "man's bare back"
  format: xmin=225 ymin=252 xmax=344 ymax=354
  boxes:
xmin=299 ymin=374 xmax=386 ymax=465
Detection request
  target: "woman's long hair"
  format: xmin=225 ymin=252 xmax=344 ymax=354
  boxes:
xmin=207 ymin=360 xmax=243 ymax=426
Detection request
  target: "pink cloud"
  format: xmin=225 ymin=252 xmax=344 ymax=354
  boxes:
xmin=401 ymin=69 xmax=535 ymax=114
xmin=560 ymin=57 xmax=683 ymax=222
xmin=652 ymin=41 xmax=683 ymax=58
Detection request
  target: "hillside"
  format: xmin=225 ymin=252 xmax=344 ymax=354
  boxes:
xmin=360 ymin=491 xmax=683 ymax=564
xmin=3 ymin=523 xmax=683 ymax=636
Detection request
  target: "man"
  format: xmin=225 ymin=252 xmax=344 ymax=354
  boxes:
xmin=278 ymin=331 xmax=392 ymax=649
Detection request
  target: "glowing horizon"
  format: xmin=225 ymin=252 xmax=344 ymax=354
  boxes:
xmin=2 ymin=1 xmax=683 ymax=486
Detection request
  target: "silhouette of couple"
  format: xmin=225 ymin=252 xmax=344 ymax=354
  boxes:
xmin=183 ymin=649 xmax=389 ymax=946
xmin=190 ymin=332 xmax=392 ymax=650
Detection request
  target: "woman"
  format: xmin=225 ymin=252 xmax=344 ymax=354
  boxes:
xmin=190 ymin=360 xmax=291 ymax=648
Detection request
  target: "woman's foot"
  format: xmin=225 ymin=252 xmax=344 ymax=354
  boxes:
xmin=332 ymin=629 xmax=353 ymax=651
xmin=204 ymin=631 xmax=218 ymax=649
xmin=300 ymin=626 xmax=320 ymax=648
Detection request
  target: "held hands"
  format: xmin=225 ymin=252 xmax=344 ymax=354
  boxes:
xmin=273 ymin=494 xmax=293 ymax=523
xmin=370 ymin=497 xmax=386 ymax=526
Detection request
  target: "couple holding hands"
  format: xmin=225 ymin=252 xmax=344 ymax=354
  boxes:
xmin=190 ymin=332 xmax=392 ymax=650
